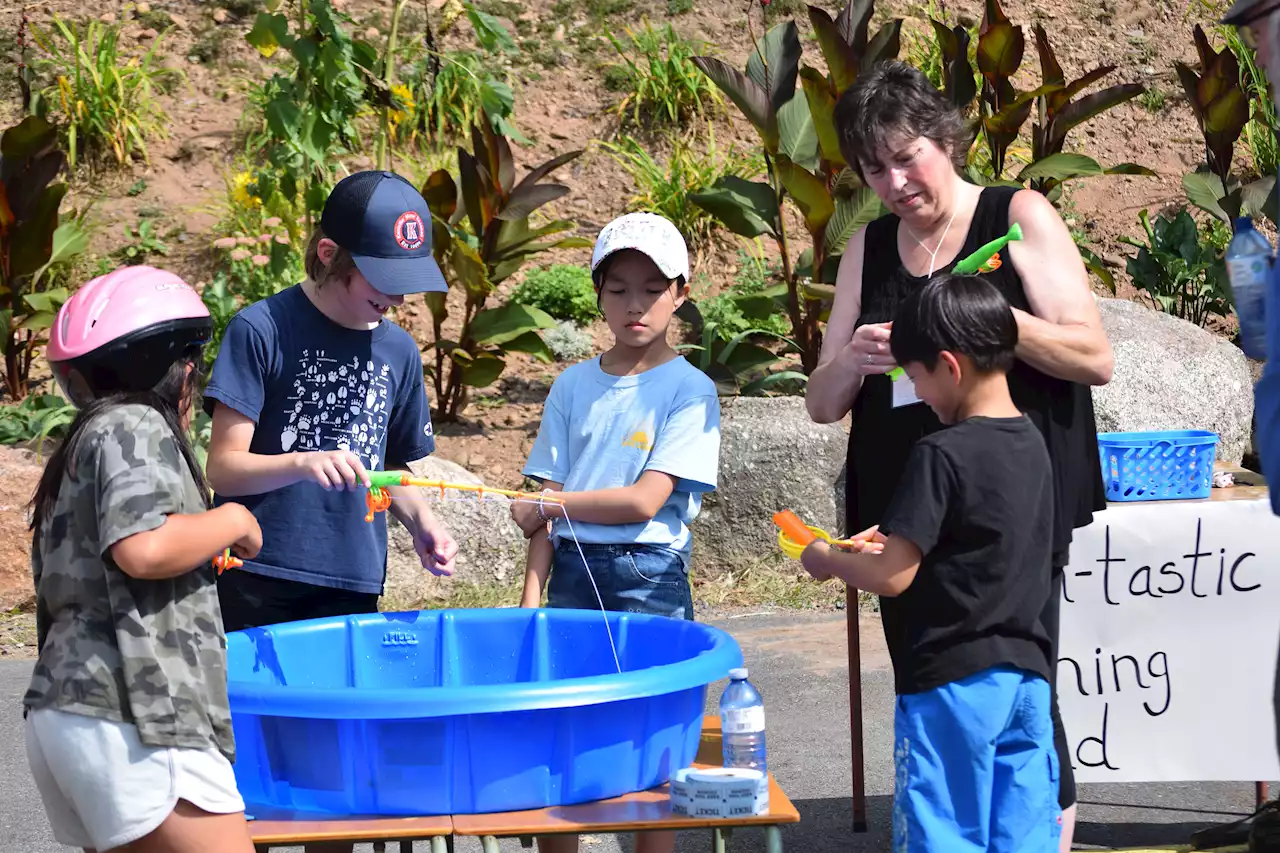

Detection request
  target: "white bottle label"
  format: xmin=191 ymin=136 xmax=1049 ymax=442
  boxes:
xmin=723 ymin=706 xmax=766 ymax=734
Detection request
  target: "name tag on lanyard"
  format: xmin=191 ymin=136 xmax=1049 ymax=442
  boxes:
xmin=891 ymin=374 xmax=922 ymax=408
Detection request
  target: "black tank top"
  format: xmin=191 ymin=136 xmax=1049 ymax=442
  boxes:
xmin=846 ymin=186 xmax=1107 ymax=568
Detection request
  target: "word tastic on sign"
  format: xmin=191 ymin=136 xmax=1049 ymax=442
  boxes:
xmin=1057 ymin=495 xmax=1280 ymax=784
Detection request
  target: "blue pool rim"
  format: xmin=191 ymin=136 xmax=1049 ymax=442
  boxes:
xmin=226 ymin=607 xmax=745 ymax=719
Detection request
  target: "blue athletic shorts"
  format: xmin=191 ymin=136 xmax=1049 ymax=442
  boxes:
xmin=893 ymin=665 xmax=1061 ymax=853
xmin=548 ymin=542 xmax=694 ymax=621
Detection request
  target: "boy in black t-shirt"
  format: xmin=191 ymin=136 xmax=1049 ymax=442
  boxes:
xmin=801 ymin=274 xmax=1060 ymax=852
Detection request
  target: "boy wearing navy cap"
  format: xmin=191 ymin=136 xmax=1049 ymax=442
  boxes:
xmin=204 ymin=171 xmax=458 ymax=643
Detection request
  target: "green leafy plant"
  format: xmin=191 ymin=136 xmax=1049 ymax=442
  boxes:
xmin=693 ymin=251 xmax=791 ymax=343
xmin=0 ymin=116 xmax=88 ymax=401
xmin=950 ymin=0 xmax=1154 ymax=205
xmin=600 ymin=129 xmax=765 ymax=249
xmin=28 ymin=16 xmax=178 ymax=170
xmin=421 ymin=113 xmax=592 ymax=421
xmin=689 ymin=1 xmax=896 ymax=374
xmin=0 ymin=393 xmax=78 ymax=451
xmin=1223 ymin=26 xmax=1280 ymax=180
xmin=115 ymin=219 xmax=170 ymax=265
xmin=511 ymin=264 xmax=598 ymax=327
xmin=1179 ymin=25 xmax=1277 ymax=227
xmin=391 ymin=2 xmax=522 ymax=155
xmin=905 ymin=1 xmax=952 ymax=93
xmin=604 ymin=19 xmax=724 ymax=128
xmin=243 ymin=0 xmax=380 ymax=222
xmin=675 ymin=299 xmax=805 ymax=397
xmin=1139 ymin=86 xmax=1167 ymax=113
xmin=1020 ymin=24 xmax=1151 ymax=198
xmin=1118 ymin=207 xmax=1233 ymax=328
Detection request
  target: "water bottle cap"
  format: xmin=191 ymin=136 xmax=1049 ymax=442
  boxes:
xmin=729 ymin=667 xmax=748 ymax=680
xmin=1235 ymin=216 xmax=1256 ymax=232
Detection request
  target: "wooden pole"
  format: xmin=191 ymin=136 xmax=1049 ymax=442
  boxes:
xmin=847 ymin=587 xmax=867 ymax=831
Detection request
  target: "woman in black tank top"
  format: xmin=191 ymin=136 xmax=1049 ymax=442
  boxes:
xmin=805 ymin=62 xmax=1113 ymax=849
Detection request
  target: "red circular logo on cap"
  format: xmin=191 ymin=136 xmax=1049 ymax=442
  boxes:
xmin=394 ymin=211 xmax=425 ymax=251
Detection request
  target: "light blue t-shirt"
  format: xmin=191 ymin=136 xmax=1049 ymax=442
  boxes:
xmin=522 ymin=355 xmax=721 ymax=557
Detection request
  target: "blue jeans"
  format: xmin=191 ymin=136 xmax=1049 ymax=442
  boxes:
xmin=893 ymin=666 xmax=1061 ymax=853
xmin=548 ymin=542 xmax=694 ymax=621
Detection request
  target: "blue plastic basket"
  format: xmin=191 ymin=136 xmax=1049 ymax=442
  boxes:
xmin=1097 ymin=429 xmax=1219 ymax=502
xmin=226 ymin=607 xmax=743 ymax=816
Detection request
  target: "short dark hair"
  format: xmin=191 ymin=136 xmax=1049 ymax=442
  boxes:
xmin=834 ymin=60 xmax=972 ymax=179
xmin=890 ymin=274 xmax=1018 ymax=373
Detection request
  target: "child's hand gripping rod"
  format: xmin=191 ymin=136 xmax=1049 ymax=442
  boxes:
xmin=772 ymin=509 xmax=885 ymax=560
xmin=886 ymin=223 xmax=1024 ymax=381
xmin=361 ymin=471 xmax=566 ymax=522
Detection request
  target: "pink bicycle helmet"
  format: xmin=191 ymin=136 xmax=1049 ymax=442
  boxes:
xmin=47 ymin=265 xmax=212 ymax=407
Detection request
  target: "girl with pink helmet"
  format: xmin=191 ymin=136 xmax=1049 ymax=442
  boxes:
xmin=24 ymin=265 xmax=261 ymax=853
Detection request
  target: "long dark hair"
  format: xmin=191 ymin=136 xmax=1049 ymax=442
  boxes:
xmin=30 ymin=351 xmax=211 ymax=540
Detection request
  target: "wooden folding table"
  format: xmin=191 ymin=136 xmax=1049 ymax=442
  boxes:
xmin=248 ymin=811 xmax=453 ymax=851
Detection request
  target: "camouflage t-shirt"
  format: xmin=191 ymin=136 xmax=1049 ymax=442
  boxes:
xmin=23 ymin=403 xmax=235 ymax=762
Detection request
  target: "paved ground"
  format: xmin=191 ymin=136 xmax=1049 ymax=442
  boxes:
xmin=0 ymin=610 xmax=1274 ymax=852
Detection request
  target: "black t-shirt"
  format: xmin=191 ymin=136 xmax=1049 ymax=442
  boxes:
xmin=878 ymin=415 xmax=1055 ymax=695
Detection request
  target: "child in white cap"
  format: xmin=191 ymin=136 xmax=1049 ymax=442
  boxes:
xmin=512 ymin=212 xmax=722 ymax=853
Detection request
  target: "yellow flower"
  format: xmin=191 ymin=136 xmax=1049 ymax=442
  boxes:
xmin=388 ymin=83 xmax=414 ymax=129
xmin=230 ymin=171 xmax=262 ymax=210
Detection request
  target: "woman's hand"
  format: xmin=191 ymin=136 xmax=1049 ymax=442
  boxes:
xmin=847 ymin=322 xmax=897 ymax=375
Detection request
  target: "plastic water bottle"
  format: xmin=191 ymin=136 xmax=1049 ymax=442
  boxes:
xmin=1225 ymin=216 xmax=1274 ymax=360
xmin=720 ymin=667 xmax=767 ymax=772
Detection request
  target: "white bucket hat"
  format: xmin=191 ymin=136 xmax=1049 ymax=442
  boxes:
xmin=590 ymin=212 xmax=690 ymax=284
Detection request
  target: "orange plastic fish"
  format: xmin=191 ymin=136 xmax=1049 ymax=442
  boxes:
xmin=213 ymin=549 xmax=242 ymax=575
xmin=365 ymin=487 xmax=392 ymax=522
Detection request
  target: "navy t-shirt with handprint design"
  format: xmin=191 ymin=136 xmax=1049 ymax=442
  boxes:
xmin=203 ymin=283 xmax=435 ymax=594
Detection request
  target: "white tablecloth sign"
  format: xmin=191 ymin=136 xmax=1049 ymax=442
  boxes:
xmin=1059 ymin=496 xmax=1280 ymax=783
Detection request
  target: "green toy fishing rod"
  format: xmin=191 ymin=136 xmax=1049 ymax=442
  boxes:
xmin=886 ymin=223 xmax=1023 ymax=381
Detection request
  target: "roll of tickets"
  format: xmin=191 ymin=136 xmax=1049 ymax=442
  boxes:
xmin=668 ymin=767 xmax=769 ymax=819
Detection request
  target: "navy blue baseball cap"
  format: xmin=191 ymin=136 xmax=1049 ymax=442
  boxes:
xmin=319 ymin=170 xmax=449 ymax=296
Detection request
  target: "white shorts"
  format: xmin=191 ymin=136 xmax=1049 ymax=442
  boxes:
xmin=25 ymin=708 xmax=245 ymax=851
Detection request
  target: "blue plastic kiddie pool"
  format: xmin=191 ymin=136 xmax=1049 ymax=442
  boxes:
xmin=225 ymin=607 xmax=744 ymax=816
